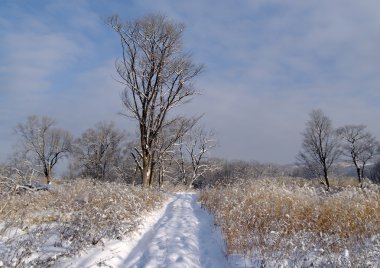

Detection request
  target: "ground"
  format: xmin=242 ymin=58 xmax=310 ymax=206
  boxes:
xmin=60 ymin=193 xmax=230 ymax=268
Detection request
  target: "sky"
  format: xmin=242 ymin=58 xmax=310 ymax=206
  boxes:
xmin=1 ymin=0 xmax=380 ymax=165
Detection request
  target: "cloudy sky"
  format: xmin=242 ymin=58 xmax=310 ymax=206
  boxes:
xmin=1 ymin=0 xmax=380 ymax=164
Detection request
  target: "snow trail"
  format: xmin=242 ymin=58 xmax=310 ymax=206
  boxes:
xmin=63 ymin=193 xmax=230 ymax=268
xmin=122 ymin=193 xmax=229 ymax=268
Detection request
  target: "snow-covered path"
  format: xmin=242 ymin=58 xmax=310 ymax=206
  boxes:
xmin=122 ymin=193 xmax=229 ymax=268
xmin=63 ymin=193 xmax=230 ymax=268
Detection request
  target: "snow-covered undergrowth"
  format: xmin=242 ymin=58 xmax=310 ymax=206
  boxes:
xmin=199 ymin=177 xmax=380 ymax=267
xmin=0 ymin=179 xmax=166 ymax=267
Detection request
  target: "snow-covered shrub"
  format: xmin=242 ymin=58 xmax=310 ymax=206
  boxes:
xmin=0 ymin=164 xmax=41 ymax=195
xmin=0 ymin=179 xmax=166 ymax=267
xmin=200 ymin=177 xmax=380 ymax=267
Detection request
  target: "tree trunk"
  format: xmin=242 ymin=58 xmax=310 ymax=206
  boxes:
xmin=188 ymin=172 xmax=197 ymax=189
xmin=356 ymin=167 xmax=362 ymax=185
xmin=148 ymin=161 xmax=155 ymax=186
xmin=142 ymin=164 xmax=151 ymax=188
xmin=45 ymin=163 xmax=52 ymax=184
xmin=323 ymin=164 xmax=330 ymax=190
xmin=142 ymin=154 xmax=153 ymax=187
xmin=352 ymin=158 xmax=362 ymax=185
xmin=360 ymin=166 xmax=365 ymax=188
xmin=158 ymin=166 xmax=164 ymax=188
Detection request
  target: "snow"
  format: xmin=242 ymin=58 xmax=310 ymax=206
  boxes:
xmin=60 ymin=193 xmax=229 ymax=268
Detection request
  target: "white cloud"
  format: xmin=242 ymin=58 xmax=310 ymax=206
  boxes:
xmin=51 ymin=61 xmax=125 ymax=134
xmin=2 ymin=32 xmax=81 ymax=93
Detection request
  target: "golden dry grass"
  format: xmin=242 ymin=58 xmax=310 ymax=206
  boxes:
xmin=0 ymin=179 xmax=167 ymax=267
xmin=199 ymin=177 xmax=380 ymax=266
xmin=1 ymin=179 xmax=165 ymax=227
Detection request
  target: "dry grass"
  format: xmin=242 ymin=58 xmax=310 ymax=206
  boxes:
xmin=0 ymin=179 xmax=166 ymax=267
xmin=200 ymin=177 xmax=380 ymax=266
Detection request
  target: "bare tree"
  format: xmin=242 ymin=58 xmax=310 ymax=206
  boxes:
xmin=72 ymin=121 xmax=125 ymax=181
xmin=337 ymin=125 xmax=379 ymax=186
xmin=175 ymin=127 xmax=217 ymax=188
xmin=15 ymin=115 xmax=72 ymax=184
xmin=155 ymin=117 xmax=199 ymax=187
xmin=297 ymin=110 xmax=340 ymax=190
xmin=108 ymin=14 xmax=203 ymax=187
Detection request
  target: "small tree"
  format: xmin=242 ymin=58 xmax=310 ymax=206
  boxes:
xmin=337 ymin=125 xmax=379 ymax=186
xmin=15 ymin=115 xmax=72 ymax=184
xmin=72 ymin=121 xmax=125 ymax=181
xmin=108 ymin=14 xmax=203 ymax=187
xmin=297 ymin=110 xmax=340 ymax=190
xmin=175 ymin=127 xmax=217 ymax=188
xmin=155 ymin=117 xmax=199 ymax=187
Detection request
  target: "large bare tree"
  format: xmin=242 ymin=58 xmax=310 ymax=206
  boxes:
xmin=108 ymin=14 xmax=203 ymax=187
xmin=15 ymin=115 xmax=72 ymax=184
xmin=297 ymin=110 xmax=340 ymax=190
xmin=337 ymin=125 xmax=379 ymax=186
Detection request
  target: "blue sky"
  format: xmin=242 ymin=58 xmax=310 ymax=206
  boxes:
xmin=1 ymin=0 xmax=380 ymax=164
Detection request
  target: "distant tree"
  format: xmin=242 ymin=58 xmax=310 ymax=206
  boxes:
xmin=225 ymin=160 xmax=252 ymax=181
xmin=337 ymin=125 xmax=379 ymax=186
xmin=108 ymin=14 xmax=203 ymax=187
xmin=15 ymin=115 xmax=72 ymax=184
xmin=174 ymin=127 xmax=217 ymax=188
xmin=155 ymin=117 xmax=199 ymax=187
xmin=72 ymin=121 xmax=125 ymax=181
xmin=370 ymin=159 xmax=380 ymax=184
xmin=205 ymin=159 xmax=252 ymax=184
xmin=297 ymin=110 xmax=340 ymax=190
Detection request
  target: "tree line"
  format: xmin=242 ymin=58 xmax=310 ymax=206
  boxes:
xmin=3 ymin=109 xmax=380 ymax=190
xmin=3 ymin=115 xmax=216 ymax=189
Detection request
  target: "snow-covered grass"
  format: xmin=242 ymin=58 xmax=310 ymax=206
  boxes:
xmin=0 ymin=179 xmax=166 ymax=267
xmin=199 ymin=177 xmax=380 ymax=267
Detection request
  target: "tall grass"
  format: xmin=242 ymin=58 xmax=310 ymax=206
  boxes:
xmin=200 ymin=177 xmax=380 ymax=267
xmin=0 ymin=179 xmax=166 ymax=267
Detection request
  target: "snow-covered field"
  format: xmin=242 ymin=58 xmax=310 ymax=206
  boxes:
xmin=3 ymin=178 xmax=380 ymax=267
xmin=200 ymin=177 xmax=380 ymax=267
xmin=60 ymin=193 xmax=230 ymax=268
xmin=0 ymin=180 xmax=166 ymax=267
